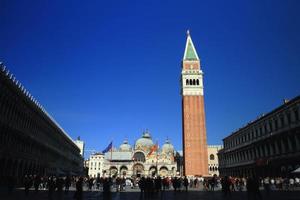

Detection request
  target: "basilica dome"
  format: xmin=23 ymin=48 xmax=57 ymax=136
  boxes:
xmin=119 ymin=139 xmax=131 ymax=151
xmin=162 ymin=139 xmax=174 ymax=154
xmin=135 ymin=131 xmax=154 ymax=151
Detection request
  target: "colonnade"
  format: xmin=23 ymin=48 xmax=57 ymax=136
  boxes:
xmin=219 ymin=97 xmax=300 ymax=178
xmin=0 ymin=65 xmax=82 ymax=185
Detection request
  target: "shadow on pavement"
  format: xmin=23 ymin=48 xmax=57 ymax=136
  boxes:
xmin=1 ymin=189 xmax=300 ymax=200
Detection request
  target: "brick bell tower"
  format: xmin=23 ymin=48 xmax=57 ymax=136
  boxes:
xmin=181 ymin=30 xmax=208 ymax=176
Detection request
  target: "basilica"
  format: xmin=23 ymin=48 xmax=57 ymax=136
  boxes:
xmin=88 ymin=131 xmax=177 ymax=178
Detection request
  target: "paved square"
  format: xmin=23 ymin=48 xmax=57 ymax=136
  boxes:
xmin=1 ymin=188 xmax=300 ymax=200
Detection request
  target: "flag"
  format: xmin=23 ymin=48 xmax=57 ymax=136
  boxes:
xmin=147 ymin=143 xmax=158 ymax=157
xmin=102 ymin=142 xmax=113 ymax=153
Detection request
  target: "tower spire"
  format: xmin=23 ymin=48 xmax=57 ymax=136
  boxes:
xmin=181 ymin=31 xmax=208 ymax=176
xmin=183 ymin=30 xmax=199 ymax=61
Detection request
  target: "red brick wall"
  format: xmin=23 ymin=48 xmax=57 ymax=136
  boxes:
xmin=183 ymin=61 xmax=200 ymax=70
xmin=182 ymin=95 xmax=208 ymax=176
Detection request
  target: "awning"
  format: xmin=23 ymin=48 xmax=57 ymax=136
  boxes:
xmin=291 ymin=167 xmax=300 ymax=173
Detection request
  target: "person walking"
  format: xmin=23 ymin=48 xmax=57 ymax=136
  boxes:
xmin=253 ymin=176 xmax=262 ymax=200
xmin=155 ymin=176 xmax=162 ymax=192
xmin=222 ymin=176 xmax=231 ymax=197
xmin=65 ymin=176 xmax=71 ymax=193
xmin=289 ymin=177 xmax=295 ymax=191
xmin=47 ymin=176 xmax=55 ymax=200
xmin=74 ymin=177 xmax=83 ymax=200
xmin=103 ymin=177 xmax=112 ymax=199
xmin=263 ymin=177 xmax=270 ymax=196
xmin=33 ymin=175 xmax=41 ymax=193
xmin=183 ymin=176 xmax=189 ymax=192
xmin=56 ymin=177 xmax=64 ymax=200
xmin=138 ymin=177 xmax=146 ymax=197
xmin=24 ymin=175 xmax=32 ymax=197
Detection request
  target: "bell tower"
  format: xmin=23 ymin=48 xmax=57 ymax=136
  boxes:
xmin=181 ymin=30 xmax=208 ymax=176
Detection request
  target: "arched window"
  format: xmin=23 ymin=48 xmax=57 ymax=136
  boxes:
xmin=189 ymin=79 xmax=193 ymax=85
xmin=186 ymin=79 xmax=189 ymax=85
xmin=210 ymin=154 xmax=215 ymax=160
xmin=193 ymin=79 xmax=196 ymax=85
xmin=196 ymin=79 xmax=199 ymax=85
xmin=133 ymin=152 xmax=146 ymax=162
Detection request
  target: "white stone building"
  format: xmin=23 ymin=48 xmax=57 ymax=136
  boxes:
xmin=74 ymin=137 xmax=85 ymax=157
xmin=88 ymin=153 xmax=105 ymax=178
xmin=207 ymin=145 xmax=223 ymax=176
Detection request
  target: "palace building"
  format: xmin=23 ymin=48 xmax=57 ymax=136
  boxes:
xmin=0 ymin=63 xmax=83 ymax=183
xmin=207 ymin=145 xmax=223 ymax=176
xmin=218 ymin=96 xmax=300 ymax=177
xmin=181 ymin=31 xmax=208 ymax=176
xmin=88 ymin=131 xmax=177 ymax=178
xmin=174 ymin=145 xmax=222 ymax=177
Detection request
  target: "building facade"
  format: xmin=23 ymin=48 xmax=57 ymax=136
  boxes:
xmin=181 ymin=31 xmax=208 ymax=176
xmin=74 ymin=137 xmax=85 ymax=158
xmin=88 ymin=153 xmax=105 ymax=178
xmin=88 ymin=131 xmax=177 ymax=178
xmin=0 ymin=63 xmax=82 ymax=183
xmin=175 ymin=145 xmax=222 ymax=177
xmin=218 ymin=96 xmax=300 ymax=177
xmin=207 ymin=145 xmax=223 ymax=176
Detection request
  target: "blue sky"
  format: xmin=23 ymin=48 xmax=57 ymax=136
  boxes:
xmin=1 ymin=0 xmax=300 ymax=158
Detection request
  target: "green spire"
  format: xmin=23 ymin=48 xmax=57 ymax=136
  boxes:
xmin=185 ymin=41 xmax=198 ymax=60
xmin=183 ymin=30 xmax=199 ymax=61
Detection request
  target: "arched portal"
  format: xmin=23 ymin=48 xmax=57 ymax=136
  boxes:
xmin=159 ymin=166 xmax=169 ymax=177
xmin=120 ymin=166 xmax=128 ymax=176
xmin=148 ymin=166 xmax=157 ymax=176
xmin=109 ymin=166 xmax=118 ymax=177
xmin=133 ymin=163 xmax=144 ymax=177
xmin=171 ymin=167 xmax=176 ymax=176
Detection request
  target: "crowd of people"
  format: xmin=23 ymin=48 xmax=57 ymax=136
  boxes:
xmin=0 ymin=174 xmax=299 ymax=199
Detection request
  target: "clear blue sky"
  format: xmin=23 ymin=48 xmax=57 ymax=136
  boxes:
xmin=1 ymin=0 xmax=300 ymax=158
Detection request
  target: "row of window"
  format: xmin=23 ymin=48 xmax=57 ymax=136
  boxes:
xmin=224 ymin=105 xmax=300 ymax=149
xmin=0 ymin=73 xmax=80 ymax=161
xmin=0 ymin=126 xmax=42 ymax=157
xmin=90 ymin=168 xmax=101 ymax=171
xmin=90 ymin=161 xmax=103 ymax=166
xmin=90 ymin=156 xmax=103 ymax=159
xmin=185 ymin=79 xmax=200 ymax=86
xmin=0 ymin=157 xmax=43 ymax=178
xmin=209 ymin=166 xmax=218 ymax=171
xmin=219 ymin=134 xmax=300 ymax=166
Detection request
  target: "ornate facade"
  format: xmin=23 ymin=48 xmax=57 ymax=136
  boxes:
xmin=207 ymin=145 xmax=222 ymax=176
xmin=218 ymin=96 xmax=300 ymax=177
xmin=89 ymin=131 xmax=177 ymax=178
xmin=181 ymin=31 xmax=208 ymax=176
xmin=0 ymin=63 xmax=82 ymax=184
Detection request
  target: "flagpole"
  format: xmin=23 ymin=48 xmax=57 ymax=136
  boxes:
xmin=110 ymin=141 xmax=113 ymax=161
xmin=156 ymin=140 xmax=158 ymax=176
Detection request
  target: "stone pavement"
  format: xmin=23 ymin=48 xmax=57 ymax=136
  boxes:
xmin=1 ymin=188 xmax=300 ymax=200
